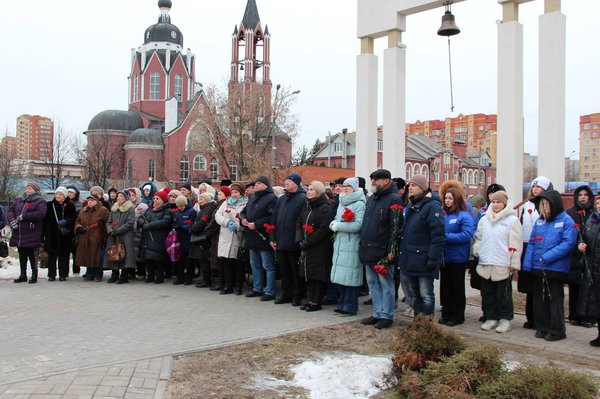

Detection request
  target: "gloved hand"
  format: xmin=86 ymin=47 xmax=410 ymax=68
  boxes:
xmin=329 ymin=222 xmax=338 ymax=232
xmin=10 ymin=219 xmax=19 ymax=230
xmin=297 ymin=241 xmax=306 ymax=251
xmin=16 ymin=215 xmax=23 ymax=223
xmin=110 ymin=231 xmax=119 ymax=237
xmin=227 ymin=221 xmax=238 ymax=232
xmin=57 ymin=219 xmax=68 ymax=227
xmin=426 ymin=258 xmax=438 ymax=272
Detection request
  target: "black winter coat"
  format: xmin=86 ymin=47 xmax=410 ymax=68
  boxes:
xmin=189 ymin=202 xmax=216 ymax=260
xmin=359 ymin=183 xmax=403 ymax=265
xmin=578 ymin=212 xmax=600 ymax=319
xmin=296 ymin=194 xmax=334 ymax=282
xmin=138 ymin=203 xmax=174 ymax=262
xmin=398 ymin=192 xmax=446 ymax=278
xmin=241 ymin=187 xmax=277 ymax=251
xmin=44 ymin=199 xmax=76 ymax=254
xmin=204 ymin=199 xmax=225 ymax=269
xmin=566 ymin=185 xmax=595 ymax=284
xmin=271 ymin=187 xmax=307 ymax=251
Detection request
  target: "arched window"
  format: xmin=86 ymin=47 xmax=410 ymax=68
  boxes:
xmin=468 ymin=170 xmax=474 ymax=185
xmin=149 ymin=159 xmax=156 ymax=180
xmin=210 ymin=161 xmax=219 ymax=181
xmin=180 ymin=155 xmax=189 ymax=182
xmin=174 ymin=74 xmax=183 ymax=102
xmin=133 ymin=75 xmax=139 ymax=102
xmin=473 ymin=170 xmax=478 ymax=185
xmin=413 ymin=164 xmax=421 ymax=177
xmin=193 ymin=155 xmax=207 ymax=171
xmin=405 ymin=162 xmax=413 ymax=180
xmin=150 ymin=72 xmax=160 ymax=100
xmin=421 ymin=165 xmax=429 ymax=177
xmin=461 ymin=169 xmax=467 ymax=185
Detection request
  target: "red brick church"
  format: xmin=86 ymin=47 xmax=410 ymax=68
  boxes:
xmin=85 ymin=0 xmax=292 ymax=186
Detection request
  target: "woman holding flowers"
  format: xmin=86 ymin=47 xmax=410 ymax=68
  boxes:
xmin=576 ymin=195 xmax=600 ymax=347
xmin=523 ymin=189 xmax=577 ymax=341
xmin=472 ymin=191 xmax=522 ymax=333
xmin=296 ymin=181 xmax=334 ymax=312
xmin=439 ymin=185 xmax=475 ymax=327
xmin=329 ymin=178 xmax=366 ymax=316
xmin=75 ymin=196 xmax=109 ymax=282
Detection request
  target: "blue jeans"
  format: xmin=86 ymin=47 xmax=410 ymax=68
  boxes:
xmin=365 ymin=264 xmax=396 ymax=320
xmin=337 ymin=285 xmax=359 ymax=314
xmin=249 ymin=249 xmax=276 ymax=296
xmin=399 ymin=269 xmax=414 ymax=307
xmin=408 ymin=276 xmax=435 ymax=316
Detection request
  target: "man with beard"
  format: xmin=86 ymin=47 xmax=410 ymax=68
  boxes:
xmin=359 ymin=169 xmax=403 ymax=329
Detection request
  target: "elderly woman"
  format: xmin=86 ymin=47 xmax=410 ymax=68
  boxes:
xmin=105 ymin=190 xmax=136 ymax=284
xmin=180 ymin=183 xmax=197 ymax=206
xmin=190 ymin=192 xmax=217 ymax=287
xmin=297 ymin=181 xmax=334 ymax=312
xmin=215 ymin=183 xmax=248 ymax=295
xmin=172 ymin=195 xmax=197 ymax=285
xmin=138 ymin=188 xmax=173 ymax=284
xmin=8 ymin=182 xmax=48 ymax=284
xmin=206 ymin=188 xmax=228 ymax=291
xmin=133 ymin=202 xmax=149 ymax=279
xmin=330 ymin=178 xmax=365 ymax=316
xmin=75 ymin=196 xmax=109 ymax=282
xmin=44 ymin=187 xmax=76 ymax=281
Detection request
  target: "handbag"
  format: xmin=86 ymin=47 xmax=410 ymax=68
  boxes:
xmin=165 ymin=229 xmax=184 ymax=262
xmin=468 ymin=257 xmax=481 ymax=290
xmin=190 ymin=233 xmax=207 ymax=245
xmin=107 ymin=236 xmax=126 ymax=263
xmin=52 ymin=204 xmax=71 ymax=237
xmin=0 ymin=241 xmax=8 ymax=258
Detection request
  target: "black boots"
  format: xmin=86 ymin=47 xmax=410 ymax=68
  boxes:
xmin=28 ymin=268 xmax=38 ymax=284
xmin=108 ymin=270 xmax=119 ymax=283
xmin=116 ymin=270 xmax=129 ymax=284
xmin=14 ymin=265 xmax=27 ymax=283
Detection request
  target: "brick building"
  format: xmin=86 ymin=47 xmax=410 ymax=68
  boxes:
xmin=16 ymin=114 xmax=54 ymax=161
xmin=406 ymin=113 xmax=497 ymax=166
xmin=579 ymin=113 xmax=600 ymax=182
xmin=85 ymin=0 xmax=291 ymax=186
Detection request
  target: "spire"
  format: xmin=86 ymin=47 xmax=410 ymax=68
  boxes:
xmin=242 ymin=0 xmax=261 ymax=30
xmin=158 ymin=0 xmax=172 ymax=24
xmin=233 ymin=24 xmax=238 ymax=35
xmin=264 ymin=24 xmax=270 ymax=35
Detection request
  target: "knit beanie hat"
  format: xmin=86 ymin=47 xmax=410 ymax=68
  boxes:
xmin=255 ymin=175 xmax=271 ymax=187
xmin=175 ymin=195 xmax=188 ymax=207
xmin=116 ymin=190 xmax=130 ymax=200
xmin=333 ymin=177 xmax=347 ymax=185
xmin=154 ymin=188 xmax=169 ymax=203
xmin=142 ymin=184 xmax=152 ymax=192
xmin=489 ymin=190 xmax=509 ymax=206
xmin=310 ymin=181 xmax=326 ymax=196
xmin=343 ymin=177 xmax=359 ymax=192
xmin=181 ymin=182 xmax=192 ymax=192
xmin=285 ymin=173 xmax=302 ymax=187
xmin=90 ymin=186 xmax=105 ymax=196
xmin=168 ymin=189 xmax=182 ymax=199
xmin=230 ymin=183 xmax=245 ymax=195
xmin=532 ymin=176 xmax=551 ymax=191
xmin=219 ymin=186 xmax=232 ymax=198
xmin=199 ymin=192 xmax=214 ymax=203
xmin=409 ymin=175 xmax=429 ymax=192
xmin=26 ymin=182 xmax=41 ymax=192
xmin=55 ymin=186 xmax=68 ymax=198
xmin=135 ymin=203 xmax=148 ymax=216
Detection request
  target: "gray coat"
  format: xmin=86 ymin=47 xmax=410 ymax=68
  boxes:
xmin=104 ymin=201 xmax=136 ymax=270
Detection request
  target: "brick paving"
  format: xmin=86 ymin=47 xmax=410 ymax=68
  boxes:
xmin=1 ymin=275 xmax=598 ymax=398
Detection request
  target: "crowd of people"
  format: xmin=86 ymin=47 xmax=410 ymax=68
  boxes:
xmin=0 ymin=170 xmax=598 ymax=345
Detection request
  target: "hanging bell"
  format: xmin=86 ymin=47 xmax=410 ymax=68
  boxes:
xmin=240 ymin=64 xmax=244 ymax=71
xmin=437 ymin=9 xmax=460 ymax=37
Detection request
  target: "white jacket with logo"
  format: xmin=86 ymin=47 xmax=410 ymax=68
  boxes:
xmin=520 ymin=200 xmax=540 ymax=243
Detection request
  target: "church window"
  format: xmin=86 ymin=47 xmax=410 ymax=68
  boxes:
xmin=126 ymin=159 xmax=133 ymax=180
xmin=149 ymin=159 xmax=156 ymax=180
xmin=210 ymin=162 xmax=219 ymax=181
xmin=174 ymin=74 xmax=183 ymax=102
xmin=133 ymin=75 xmax=139 ymax=102
xmin=150 ymin=72 xmax=160 ymax=100
xmin=193 ymin=155 xmax=207 ymax=171
xmin=229 ymin=160 xmax=238 ymax=181
xmin=180 ymin=155 xmax=190 ymax=182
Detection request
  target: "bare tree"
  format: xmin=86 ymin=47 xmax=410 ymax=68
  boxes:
xmin=79 ymin=133 xmax=124 ymax=188
xmin=41 ymin=121 xmax=76 ymax=189
xmin=0 ymin=128 xmax=19 ymax=200
xmin=188 ymin=83 xmax=299 ymax=181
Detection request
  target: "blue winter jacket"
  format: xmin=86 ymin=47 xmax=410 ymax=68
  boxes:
xmin=271 ymin=186 xmax=307 ymax=251
xmin=398 ymin=192 xmax=445 ymax=278
xmin=173 ymin=203 xmax=197 ymax=254
xmin=523 ymin=190 xmax=577 ymax=279
xmin=443 ymin=209 xmax=475 ymax=263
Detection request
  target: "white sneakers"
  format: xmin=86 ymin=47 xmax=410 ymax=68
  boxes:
xmin=495 ymin=319 xmax=511 ymax=333
xmin=481 ymin=319 xmax=511 ymax=333
xmin=481 ymin=320 xmax=498 ymax=331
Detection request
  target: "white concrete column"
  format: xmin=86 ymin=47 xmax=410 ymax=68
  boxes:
xmin=538 ymin=7 xmax=566 ymax=192
xmin=496 ymin=17 xmax=524 ymax=203
xmin=355 ymin=38 xmax=378 ymax=179
xmin=383 ymin=30 xmax=406 ymax=178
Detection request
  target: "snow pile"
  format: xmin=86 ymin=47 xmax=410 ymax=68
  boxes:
xmin=0 ymin=257 xmax=48 ymax=280
xmin=254 ymin=352 xmax=394 ymax=399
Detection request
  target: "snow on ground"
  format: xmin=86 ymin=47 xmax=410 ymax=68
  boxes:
xmin=253 ymin=352 xmax=395 ymax=399
xmin=0 ymin=257 xmax=48 ymax=280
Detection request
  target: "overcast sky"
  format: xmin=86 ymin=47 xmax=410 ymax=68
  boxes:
xmin=2 ymin=0 xmax=598 ymax=158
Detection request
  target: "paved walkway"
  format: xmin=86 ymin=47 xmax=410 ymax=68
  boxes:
xmin=1 ymin=275 xmax=598 ymax=398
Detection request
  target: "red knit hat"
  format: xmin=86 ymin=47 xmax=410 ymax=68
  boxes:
xmin=154 ymin=188 xmax=169 ymax=203
xmin=219 ymin=186 xmax=232 ymax=198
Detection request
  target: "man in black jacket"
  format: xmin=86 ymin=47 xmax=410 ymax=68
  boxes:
xmin=359 ymin=169 xmax=403 ymax=329
xmin=241 ymin=176 xmax=278 ymax=301
xmin=270 ymin=173 xmax=307 ymax=306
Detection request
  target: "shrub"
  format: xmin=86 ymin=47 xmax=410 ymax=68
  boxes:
xmin=393 ymin=314 xmax=466 ymax=372
xmin=477 ymin=363 xmax=598 ymax=399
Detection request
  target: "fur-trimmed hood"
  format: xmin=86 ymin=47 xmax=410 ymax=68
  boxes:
xmin=111 ymin=201 xmax=134 ymax=213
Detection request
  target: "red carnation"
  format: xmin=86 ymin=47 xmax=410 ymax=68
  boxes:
xmin=390 ymin=204 xmax=404 ymax=211
xmin=533 ymin=236 xmax=543 ymax=241
xmin=577 ymin=210 xmax=584 ymax=216
xmin=574 ymin=223 xmax=582 ymax=229
xmin=225 ymin=210 xmax=231 ymax=214
xmin=442 ymin=211 xmax=447 ymax=216
xmin=373 ymin=265 xmax=389 ymax=276
xmin=527 ymin=209 xmax=533 ymax=214
xmin=302 ymin=224 xmax=314 ymax=235
xmin=91 ymin=223 xmax=99 ymax=228
xmin=264 ymin=223 xmax=276 ymax=233
xmin=111 ymin=222 xmax=118 ymax=227
xmin=184 ymin=220 xmax=192 ymax=225
xmin=25 ymin=202 xmax=33 ymax=208
xmin=202 ymin=215 xmax=209 ymax=222
xmin=508 ymin=247 xmax=517 ymax=252
xmin=341 ymin=207 xmax=355 ymax=222
xmin=235 ymin=213 xmax=241 ymax=219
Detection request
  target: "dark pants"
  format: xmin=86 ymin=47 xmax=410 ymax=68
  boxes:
xmin=222 ymin=257 xmax=244 ymax=291
xmin=48 ymin=250 xmax=70 ymax=279
xmin=532 ymin=277 xmax=566 ymax=338
xmin=480 ymin=277 xmax=514 ymax=321
xmin=519 ymin=244 xmax=535 ymax=324
xmin=440 ymin=262 xmax=467 ymax=322
xmin=145 ymin=261 xmax=164 ymax=283
xmin=18 ymin=247 xmax=37 ymax=276
xmin=136 ymin=261 xmax=146 ymax=277
xmin=306 ymin=279 xmax=326 ymax=306
xmin=568 ymin=283 xmax=593 ymax=323
xmin=174 ymin=258 xmax=194 ymax=284
xmin=198 ymin=258 xmax=212 ymax=285
xmin=338 ymin=285 xmax=359 ymax=314
xmin=278 ymin=250 xmax=303 ymax=301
